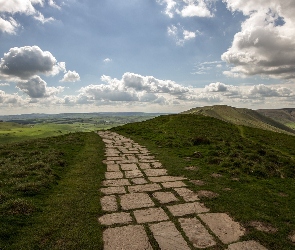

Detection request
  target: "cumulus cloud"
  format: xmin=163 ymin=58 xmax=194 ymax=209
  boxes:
xmin=222 ymin=0 xmax=295 ymax=79
xmin=205 ymin=82 xmax=228 ymax=92
xmin=248 ymin=84 xmax=293 ymax=98
xmin=0 ymin=90 xmax=24 ymax=105
xmin=60 ymin=70 xmax=80 ymax=82
xmin=17 ymin=75 xmax=64 ymax=98
xmin=0 ymin=0 xmax=57 ymax=34
xmin=0 ymin=46 xmax=65 ymax=80
xmin=168 ymin=24 xmax=199 ymax=46
xmin=103 ymin=58 xmax=112 ymax=63
xmin=0 ymin=82 xmax=10 ymax=86
xmin=157 ymin=0 xmax=214 ymax=18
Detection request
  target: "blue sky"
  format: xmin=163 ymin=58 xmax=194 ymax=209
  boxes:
xmin=0 ymin=0 xmax=295 ymax=114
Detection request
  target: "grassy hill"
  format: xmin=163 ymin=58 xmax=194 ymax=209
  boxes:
xmin=112 ymin=114 xmax=295 ymax=249
xmin=257 ymin=108 xmax=295 ymax=129
xmin=182 ymin=105 xmax=295 ymax=135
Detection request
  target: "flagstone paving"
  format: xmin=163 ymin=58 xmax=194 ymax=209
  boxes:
xmin=98 ymin=131 xmax=268 ymax=249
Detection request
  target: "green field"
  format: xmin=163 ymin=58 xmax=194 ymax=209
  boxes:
xmin=112 ymin=114 xmax=295 ymax=249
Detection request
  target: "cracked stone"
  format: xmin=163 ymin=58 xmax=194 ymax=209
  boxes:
xmin=101 ymin=195 xmax=118 ymax=212
xmin=98 ymin=212 xmax=132 ymax=226
xmin=174 ymin=187 xmax=199 ymax=201
xmin=134 ymin=207 xmax=169 ymax=223
xmin=167 ymin=202 xmax=209 ymax=216
xmin=128 ymin=183 xmax=162 ymax=193
xmin=120 ymin=163 xmax=138 ymax=171
xmin=144 ymin=169 xmax=167 ymax=176
xmin=149 ymin=221 xmax=190 ymax=250
xmin=149 ymin=176 xmax=186 ymax=183
xmin=102 ymin=179 xmax=131 ymax=187
xmin=179 ymin=217 xmax=216 ymax=248
xmin=103 ymin=225 xmax=152 ymax=250
xmin=227 ymin=240 xmax=268 ymax=250
xmin=125 ymin=169 xmax=144 ymax=178
xmin=100 ymin=186 xmax=126 ymax=195
xmin=199 ymin=213 xmax=245 ymax=244
xmin=153 ymin=191 xmax=179 ymax=204
xmin=120 ymin=192 xmax=154 ymax=210
xmin=105 ymin=171 xmax=123 ymax=179
xmin=162 ymin=181 xmax=187 ymax=188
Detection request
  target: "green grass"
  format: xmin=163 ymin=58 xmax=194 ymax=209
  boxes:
xmin=0 ymin=132 xmax=106 ymax=249
xmin=112 ymin=114 xmax=295 ymax=249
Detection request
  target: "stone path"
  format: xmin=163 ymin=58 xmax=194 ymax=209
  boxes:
xmin=98 ymin=131 xmax=268 ymax=250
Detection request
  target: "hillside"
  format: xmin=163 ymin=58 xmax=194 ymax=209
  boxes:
xmin=182 ymin=105 xmax=295 ymax=135
xmin=257 ymin=108 xmax=295 ymax=129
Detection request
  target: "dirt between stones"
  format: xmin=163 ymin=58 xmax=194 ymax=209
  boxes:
xmin=97 ymin=131 xmax=269 ymax=250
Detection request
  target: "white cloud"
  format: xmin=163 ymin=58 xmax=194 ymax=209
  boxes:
xmin=222 ymin=0 xmax=295 ymax=79
xmin=181 ymin=1 xmax=213 ymax=17
xmin=248 ymin=84 xmax=293 ymax=98
xmin=48 ymin=0 xmax=61 ymax=10
xmin=60 ymin=70 xmax=80 ymax=82
xmin=193 ymin=61 xmax=224 ymax=74
xmin=168 ymin=24 xmax=199 ymax=46
xmin=0 ymin=82 xmax=10 ymax=86
xmin=0 ymin=46 xmax=64 ymax=80
xmin=205 ymin=82 xmax=228 ymax=92
xmin=103 ymin=58 xmax=112 ymax=63
xmin=17 ymin=75 xmax=64 ymax=98
xmin=0 ymin=17 xmax=19 ymax=34
xmin=0 ymin=90 xmax=24 ymax=105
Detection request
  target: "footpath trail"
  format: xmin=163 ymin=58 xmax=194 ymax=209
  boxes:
xmin=97 ymin=131 xmax=268 ymax=250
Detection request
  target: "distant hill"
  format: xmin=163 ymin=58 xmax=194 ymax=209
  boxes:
xmin=182 ymin=105 xmax=295 ymax=135
xmin=257 ymin=108 xmax=295 ymax=129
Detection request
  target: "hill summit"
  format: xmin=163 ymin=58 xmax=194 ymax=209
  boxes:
xmin=182 ymin=105 xmax=295 ymax=135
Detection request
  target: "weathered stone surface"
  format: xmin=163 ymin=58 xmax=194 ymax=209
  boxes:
xmin=289 ymin=232 xmax=295 ymax=243
xmin=153 ymin=191 xmax=178 ymax=204
xmin=167 ymin=202 xmax=209 ymax=216
xmin=190 ymin=179 xmax=205 ymax=186
xmin=125 ymin=169 xmax=144 ymax=178
xmin=138 ymin=163 xmax=151 ymax=169
xmin=105 ymin=171 xmax=123 ymax=179
xmin=100 ymin=186 xmax=126 ymax=195
xmin=131 ymin=178 xmax=148 ymax=184
xmin=101 ymin=195 xmax=118 ymax=212
xmin=102 ymin=179 xmax=131 ymax=187
xmin=138 ymin=155 xmax=154 ymax=160
xmin=227 ymin=240 xmax=268 ymax=250
xmin=199 ymin=213 xmax=245 ymax=244
xmin=179 ymin=217 xmax=216 ymax=248
xmin=149 ymin=221 xmax=190 ymax=250
xmin=174 ymin=187 xmax=199 ymax=201
xmin=128 ymin=183 xmax=162 ymax=193
xmin=107 ymin=156 xmax=125 ymax=161
xmin=162 ymin=181 xmax=186 ymax=188
xmin=103 ymin=225 xmax=153 ymax=250
xmin=134 ymin=207 xmax=169 ymax=223
xmin=152 ymin=162 xmax=163 ymax=168
xmin=106 ymin=164 xmax=120 ymax=172
xmin=120 ymin=163 xmax=138 ymax=171
xmin=98 ymin=212 xmax=132 ymax=226
xmin=144 ymin=168 xmax=167 ymax=176
xmin=120 ymin=192 xmax=154 ymax=210
xmin=198 ymin=190 xmax=219 ymax=199
xmin=249 ymin=221 xmax=278 ymax=233
xmin=149 ymin=176 xmax=186 ymax=183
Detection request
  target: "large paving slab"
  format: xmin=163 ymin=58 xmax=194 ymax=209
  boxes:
xmin=124 ymin=169 xmax=144 ymax=178
xmin=148 ymin=176 xmax=186 ymax=183
xmin=144 ymin=168 xmax=167 ymax=176
xmin=138 ymin=163 xmax=151 ymax=169
xmin=120 ymin=192 xmax=155 ymax=210
xmin=106 ymin=164 xmax=120 ymax=172
xmin=134 ymin=207 xmax=169 ymax=223
xmin=149 ymin=221 xmax=191 ymax=250
xmin=98 ymin=212 xmax=132 ymax=226
xmin=227 ymin=240 xmax=268 ymax=250
xmin=174 ymin=187 xmax=200 ymax=201
xmin=162 ymin=181 xmax=187 ymax=188
xmin=101 ymin=195 xmax=118 ymax=212
xmin=130 ymin=178 xmax=148 ymax=184
xmin=128 ymin=183 xmax=162 ymax=193
xmin=105 ymin=171 xmax=123 ymax=179
xmin=120 ymin=163 xmax=138 ymax=171
xmin=167 ymin=202 xmax=209 ymax=216
xmin=103 ymin=225 xmax=153 ymax=250
xmin=153 ymin=191 xmax=179 ymax=204
xmin=179 ymin=217 xmax=216 ymax=248
xmin=199 ymin=213 xmax=245 ymax=244
xmin=102 ymin=179 xmax=130 ymax=187
xmin=100 ymin=186 xmax=126 ymax=195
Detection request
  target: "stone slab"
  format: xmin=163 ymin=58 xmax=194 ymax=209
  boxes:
xmin=144 ymin=169 xmax=167 ymax=176
xmin=120 ymin=163 xmax=138 ymax=171
xmin=101 ymin=195 xmax=118 ymax=212
xmin=179 ymin=217 xmax=216 ymax=248
xmin=149 ymin=176 xmax=186 ymax=183
xmin=128 ymin=183 xmax=162 ymax=193
xmin=227 ymin=240 xmax=268 ymax=250
xmin=167 ymin=202 xmax=209 ymax=216
xmin=120 ymin=192 xmax=155 ymax=210
xmin=174 ymin=187 xmax=199 ymax=201
xmin=153 ymin=191 xmax=179 ymax=204
xmin=102 ymin=179 xmax=131 ymax=187
xmin=105 ymin=171 xmax=123 ymax=179
xmin=103 ymin=225 xmax=153 ymax=250
xmin=100 ymin=186 xmax=126 ymax=195
xmin=134 ymin=207 xmax=169 ymax=223
xmin=162 ymin=181 xmax=187 ymax=188
xmin=131 ymin=178 xmax=148 ymax=184
xmin=149 ymin=221 xmax=190 ymax=250
xmin=199 ymin=213 xmax=245 ymax=244
xmin=107 ymin=157 xmax=125 ymax=161
xmin=152 ymin=162 xmax=163 ymax=168
xmin=98 ymin=212 xmax=132 ymax=226
xmin=106 ymin=164 xmax=120 ymax=172
xmin=139 ymin=163 xmax=151 ymax=169
xmin=125 ymin=169 xmax=144 ymax=178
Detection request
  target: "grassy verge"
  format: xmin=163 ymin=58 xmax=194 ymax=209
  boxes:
xmin=112 ymin=114 xmax=295 ymax=249
xmin=0 ymin=132 xmax=105 ymax=249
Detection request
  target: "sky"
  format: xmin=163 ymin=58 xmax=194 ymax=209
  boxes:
xmin=1 ymin=0 xmax=295 ymax=115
